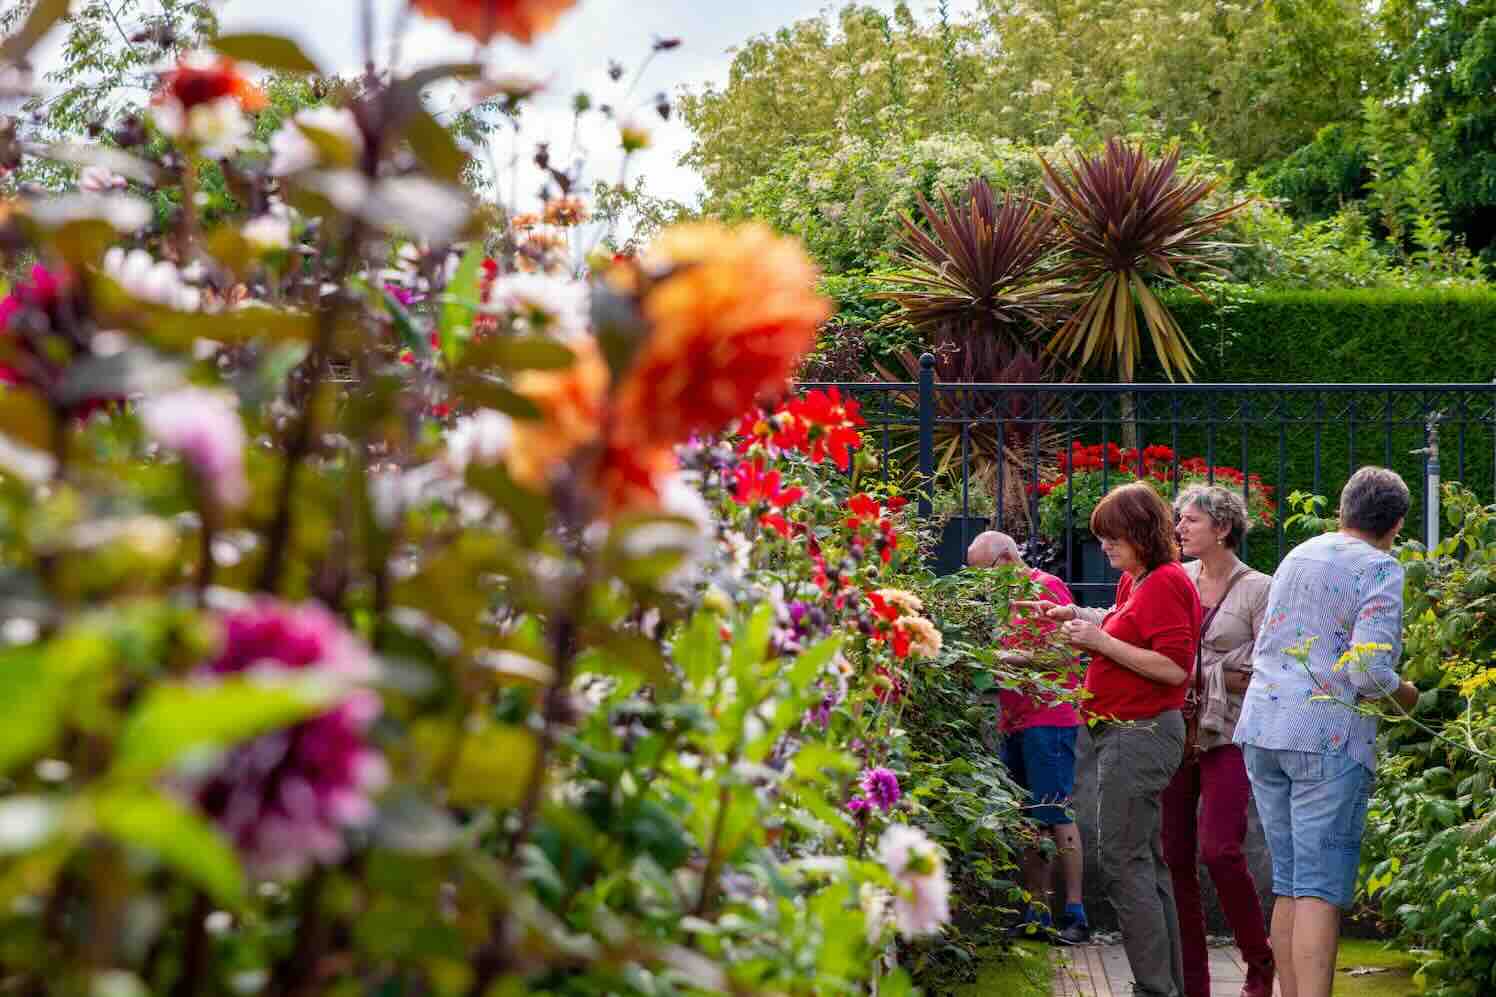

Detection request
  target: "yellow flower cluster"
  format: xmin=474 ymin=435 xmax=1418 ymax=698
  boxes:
xmin=1332 ymin=642 xmax=1394 ymax=673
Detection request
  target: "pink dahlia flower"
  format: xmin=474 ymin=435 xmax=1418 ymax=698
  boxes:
xmin=193 ymin=600 xmax=387 ymax=879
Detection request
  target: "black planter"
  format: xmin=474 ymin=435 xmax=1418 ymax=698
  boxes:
xmin=1068 ymin=537 xmax=1121 ymax=606
xmin=933 ymin=516 xmax=992 ymax=576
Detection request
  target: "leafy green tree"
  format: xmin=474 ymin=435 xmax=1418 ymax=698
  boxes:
xmin=678 ymin=3 xmax=1005 ymax=212
xmin=4 ymin=0 xmax=217 ymax=137
xmin=1381 ymin=0 xmax=1496 ymax=247
xmin=680 ymin=0 xmax=1381 ymax=215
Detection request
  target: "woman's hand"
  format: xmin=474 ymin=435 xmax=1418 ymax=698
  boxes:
xmin=1012 ymin=600 xmax=1077 ymax=623
xmin=1060 ymin=619 xmax=1109 ymax=653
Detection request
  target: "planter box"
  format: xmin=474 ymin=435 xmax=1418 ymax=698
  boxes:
xmin=932 ymin=516 xmax=992 ymax=576
xmin=1067 ymin=537 xmax=1121 ymax=606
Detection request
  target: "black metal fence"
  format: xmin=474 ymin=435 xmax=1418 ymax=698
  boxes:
xmin=803 ymin=355 xmax=1496 ymax=605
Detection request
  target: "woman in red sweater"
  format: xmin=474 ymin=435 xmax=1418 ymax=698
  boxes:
xmin=1017 ymin=482 xmax=1200 ymax=997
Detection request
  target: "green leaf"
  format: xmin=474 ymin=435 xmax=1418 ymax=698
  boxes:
xmin=382 ymin=288 xmax=426 ymax=353
xmin=439 ymin=244 xmax=485 ymax=362
xmin=464 ymin=463 xmax=547 ymax=544
xmin=462 ymin=335 xmax=576 ymax=373
xmin=212 ymin=33 xmax=323 ymax=74
xmin=0 ymin=632 xmax=113 ymax=776
xmin=673 ymin=610 xmax=722 ymax=686
xmin=403 ymin=107 xmax=469 ymax=186
xmin=790 ymin=634 xmax=843 ymax=688
xmin=113 ymin=676 xmax=337 ymax=778
xmin=93 ymin=789 xmax=245 ymax=907
xmin=294 ymin=124 xmax=359 ymax=170
xmin=0 ymin=386 xmax=54 ymax=449
xmin=452 ymin=376 xmax=542 ymax=420
xmin=0 ymin=0 xmax=69 ymax=62
xmin=0 ymin=646 xmax=62 ymax=775
xmin=588 ymin=630 xmax=671 ymax=685
xmin=731 ymin=603 xmax=775 ymax=675
xmin=445 ymin=724 xmax=537 ymax=808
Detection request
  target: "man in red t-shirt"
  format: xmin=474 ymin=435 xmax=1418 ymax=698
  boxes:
xmin=968 ymin=532 xmax=1090 ymax=944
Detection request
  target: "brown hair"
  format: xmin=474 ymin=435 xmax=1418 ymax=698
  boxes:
xmin=1090 ymin=481 xmax=1179 ymax=571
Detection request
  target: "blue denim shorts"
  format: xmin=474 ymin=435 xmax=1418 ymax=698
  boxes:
xmin=1242 ymin=745 xmax=1373 ymax=908
xmin=1002 ymin=725 xmax=1078 ymax=826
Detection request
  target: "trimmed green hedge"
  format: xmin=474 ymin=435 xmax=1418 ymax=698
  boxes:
xmin=1160 ymin=285 xmax=1496 ymax=385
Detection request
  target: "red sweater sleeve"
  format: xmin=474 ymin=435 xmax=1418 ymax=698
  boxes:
xmin=1133 ymin=566 xmax=1200 ymax=671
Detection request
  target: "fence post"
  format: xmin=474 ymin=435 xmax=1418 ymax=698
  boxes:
xmin=1425 ymin=411 xmax=1441 ymax=553
xmin=918 ymin=352 xmax=935 ymax=518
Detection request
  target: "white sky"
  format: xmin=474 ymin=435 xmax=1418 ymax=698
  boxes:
xmin=210 ymin=0 xmax=983 ymax=209
xmin=20 ymin=0 xmax=981 ymax=218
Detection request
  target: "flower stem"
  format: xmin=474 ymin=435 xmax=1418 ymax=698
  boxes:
xmin=257 ymin=221 xmax=361 ymax=594
xmin=694 ymin=744 xmax=741 ymax=917
xmin=167 ymin=892 xmax=211 ymax=997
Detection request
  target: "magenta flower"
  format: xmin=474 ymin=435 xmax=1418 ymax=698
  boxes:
xmin=860 ymin=767 xmax=901 ymax=812
xmin=140 ymin=388 xmax=249 ymax=510
xmin=0 ymin=264 xmax=66 ymax=334
xmin=191 ymin=600 xmax=387 ymax=879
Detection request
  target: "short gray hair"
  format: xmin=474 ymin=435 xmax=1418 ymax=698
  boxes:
xmin=1174 ymin=485 xmax=1250 ymax=549
xmin=967 ymin=530 xmax=1022 ymax=567
xmin=1340 ymin=466 xmax=1410 ymax=538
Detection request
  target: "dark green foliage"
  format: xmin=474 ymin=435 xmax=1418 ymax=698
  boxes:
xmin=1254 ymin=124 xmax=1371 ymax=220
xmin=1385 ymin=0 xmax=1496 ymax=244
xmin=1160 ymin=285 xmax=1496 ymax=383
xmin=1359 ymin=488 xmax=1496 ymax=997
xmin=898 ymin=564 xmax=1046 ymax=988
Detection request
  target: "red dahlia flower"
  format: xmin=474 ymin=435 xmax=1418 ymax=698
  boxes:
xmin=157 ymin=56 xmax=267 ymax=112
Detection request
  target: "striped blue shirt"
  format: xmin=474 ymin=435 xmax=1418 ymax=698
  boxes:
xmin=1233 ymin=532 xmax=1404 ymax=772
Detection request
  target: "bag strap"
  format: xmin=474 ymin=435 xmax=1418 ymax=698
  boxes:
xmin=1194 ymin=566 xmax=1251 ymax=697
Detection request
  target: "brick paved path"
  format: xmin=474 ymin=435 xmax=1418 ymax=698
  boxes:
xmin=1052 ymin=944 xmax=1279 ymax=996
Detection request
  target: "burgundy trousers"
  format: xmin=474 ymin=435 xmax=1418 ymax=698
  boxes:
xmin=1161 ymin=743 xmax=1273 ymax=997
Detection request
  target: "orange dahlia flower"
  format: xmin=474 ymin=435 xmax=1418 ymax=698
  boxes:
xmin=157 ymin=56 xmax=266 ymax=112
xmin=505 ymin=333 xmax=609 ymax=490
xmin=594 ymin=443 xmax=678 ymax=516
xmin=609 ymin=222 xmax=830 ymax=453
xmin=409 ymin=0 xmax=578 ymax=45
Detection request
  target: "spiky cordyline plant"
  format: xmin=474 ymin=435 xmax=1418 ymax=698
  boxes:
xmin=1040 ymin=139 xmax=1249 ymax=382
xmin=875 ymin=344 xmax=1069 ymax=536
xmin=873 ymin=178 xmax=1070 ymax=371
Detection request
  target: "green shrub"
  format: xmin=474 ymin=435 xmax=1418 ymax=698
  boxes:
xmin=1252 ymin=123 xmax=1370 ymax=221
xmin=1161 ymin=285 xmax=1496 ymax=384
xmin=1359 ymin=487 xmax=1496 ymax=997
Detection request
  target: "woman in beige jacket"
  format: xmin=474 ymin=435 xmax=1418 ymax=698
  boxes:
xmin=1163 ymin=486 xmax=1274 ymax=997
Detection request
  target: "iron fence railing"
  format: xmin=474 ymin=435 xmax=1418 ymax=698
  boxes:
xmin=802 ymin=354 xmax=1496 ymax=605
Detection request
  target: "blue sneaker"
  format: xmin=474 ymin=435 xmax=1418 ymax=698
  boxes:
xmin=1053 ymin=907 xmax=1090 ymax=946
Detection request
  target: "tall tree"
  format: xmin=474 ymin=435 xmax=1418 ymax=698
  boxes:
xmin=1382 ymin=0 xmax=1496 ymax=249
xmin=677 ymin=3 xmax=1004 ymax=211
xmin=680 ymin=1 xmax=1381 ymax=211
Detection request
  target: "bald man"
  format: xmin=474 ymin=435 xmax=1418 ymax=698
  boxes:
xmin=969 ymin=531 xmax=1090 ymax=944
